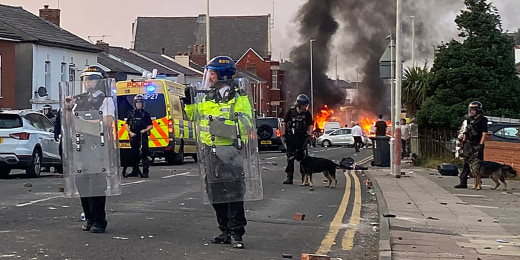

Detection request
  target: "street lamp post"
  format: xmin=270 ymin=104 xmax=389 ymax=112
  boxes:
xmin=310 ymin=39 xmax=316 ymax=118
xmin=394 ymin=0 xmax=403 ymax=176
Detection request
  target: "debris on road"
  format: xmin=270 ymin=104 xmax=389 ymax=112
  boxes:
xmin=383 ymin=214 xmax=396 ymax=218
xmin=24 ymin=183 xmax=32 ymax=187
xmin=293 ymin=213 xmax=305 ymax=221
xmin=496 ymin=239 xmax=508 ymax=243
xmin=113 ymin=237 xmax=129 ymax=240
xmin=282 ymin=253 xmax=293 ymax=258
xmin=301 ymin=253 xmax=330 ymax=260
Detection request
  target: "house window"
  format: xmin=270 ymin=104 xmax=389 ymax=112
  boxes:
xmin=61 ymin=62 xmax=67 ymax=82
xmin=69 ymin=64 xmax=76 ymax=81
xmin=45 ymin=61 xmax=51 ymax=97
xmin=272 ymin=69 xmax=278 ymax=90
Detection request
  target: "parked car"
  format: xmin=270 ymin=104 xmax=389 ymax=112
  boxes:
xmin=316 ymin=127 xmax=371 ymax=148
xmin=256 ymin=117 xmax=286 ymax=152
xmin=488 ymin=123 xmax=519 ymax=143
xmin=0 ymin=109 xmax=61 ymax=178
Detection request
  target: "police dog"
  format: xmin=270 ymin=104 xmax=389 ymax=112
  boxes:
xmin=469 ymin=160 xmax=517 ymax=190
xmin=299 ymin=155 xmax=338 ymax=189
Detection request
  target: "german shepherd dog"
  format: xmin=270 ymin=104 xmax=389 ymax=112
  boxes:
xmin=469 ymin=159 xmax=517 ymax=190
xmin=299 ymin=156 xmax=338 ymax=189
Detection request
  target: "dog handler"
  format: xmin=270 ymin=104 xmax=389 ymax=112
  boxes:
xmin=282 ymin=94 xmax=314 ymax=184
xmin=454 ymin=101 xmax=488 ymax=189
xmin=184 ymin=56 xmax=263 ymax=249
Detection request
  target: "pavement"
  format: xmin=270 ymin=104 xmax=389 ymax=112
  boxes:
xmin=365 ymin=159 xmax=520 ymax=260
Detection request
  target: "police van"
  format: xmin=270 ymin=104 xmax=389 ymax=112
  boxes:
xmin=116 ymin=78 xmax=196 ymax=164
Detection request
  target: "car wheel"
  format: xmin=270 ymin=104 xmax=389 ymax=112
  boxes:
xmin=26 ymin=149 xmax=42 ymax=178
xmin=0 ymin=168 xmax=11 ymax=178
xmin=166 ymin=142 xmax=184 ymax=165
xmin=281 ymin=148 xmax=287 ymax=153
xmin=192 ymin=154 xmax=198 ymax=162
xmin=322 ymin=140 xmax=331 ymax=147
xmin=55 ymin=165 xmax=63 ymax=174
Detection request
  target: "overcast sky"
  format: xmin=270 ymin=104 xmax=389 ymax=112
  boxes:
xmin=2 ymin=0 xmax=519 ymax=78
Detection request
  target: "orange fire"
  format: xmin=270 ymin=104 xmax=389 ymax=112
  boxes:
xmin=314 ymin=105 xmax=334 ymax=130
xmin=358 ymin=115 xmax=392 ymax=137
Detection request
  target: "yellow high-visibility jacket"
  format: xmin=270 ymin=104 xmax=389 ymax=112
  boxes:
xmin=185 ymin=90 xmax=253 ymax=146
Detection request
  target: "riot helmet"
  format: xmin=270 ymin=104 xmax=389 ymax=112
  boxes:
xmin=42 ymin=104 xmax=52 ymax=116
xmin=468 ymin=101 xmax=483 ymax=116
xmin=295 ymin=94 xmax=310 ymax=108
xmin=133 ymin=94 xmax=145 ymax=109
xmin=201 ymin=56 xmax=236 ymax=90
xmin=80 ymin=66 xmax=107 ymax=93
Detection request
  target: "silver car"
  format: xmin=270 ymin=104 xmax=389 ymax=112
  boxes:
xmin=316 ymin=127 xmax=371 ymax=148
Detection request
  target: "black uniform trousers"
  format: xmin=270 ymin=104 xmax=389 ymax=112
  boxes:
xmin=285 ymin=134 xmax=307 ymax=179
xmin=76 ymin=175 xmax=108 ymax=229
xmin=129 ymin=133 xmax=151 ymax=173
xmin=459 ymin=141 xmax=484 ymax=185
xmin=212 ymin=201 xmax=247 ymax=238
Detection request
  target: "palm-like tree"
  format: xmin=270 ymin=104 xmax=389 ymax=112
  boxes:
xmin=402 ymin=65 xmax=431 ymax=118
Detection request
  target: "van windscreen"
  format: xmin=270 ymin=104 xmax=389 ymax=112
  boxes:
xmin=117 ymin=94 xmax=166 ymax=120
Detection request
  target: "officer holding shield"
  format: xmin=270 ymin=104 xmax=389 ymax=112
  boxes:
xmin=59 ymin=66 xmax=121 ymax=233
xmin=184 ymin=56 xmax=262 ymax=249
xmin=124 ymin=94 xmax=153 ymax=178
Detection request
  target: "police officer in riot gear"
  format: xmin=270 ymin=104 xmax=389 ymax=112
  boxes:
xmin=42 ymin=104 xmax=56 ymax=123
xmin=60 ymin=65 xmax=119 ymax=233
xmin=184 ymin=56 xmax=261 ymax=249
xmin=125 ymin=94 xmax=153 ymax=178
xmin=454 ymin=101 xmax=488 ymax=188
xmin=282 ymin=94 xmax=314 ymax=184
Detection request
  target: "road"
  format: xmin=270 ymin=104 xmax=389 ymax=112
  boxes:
xmin=0 ymin=146 xmax=378 ymax=260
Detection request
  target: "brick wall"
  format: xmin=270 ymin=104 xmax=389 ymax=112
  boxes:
xmin=484 ymin=141 xmax=520 ymax=173
xmin=0 ymin=40 xmax=16 ymax=108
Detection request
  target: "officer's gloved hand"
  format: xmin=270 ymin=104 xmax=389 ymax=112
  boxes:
xmin=183 ymin=87 xmax=193 ymax=105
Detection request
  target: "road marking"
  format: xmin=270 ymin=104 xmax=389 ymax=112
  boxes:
xmin=453 ymin=194 xmax=487 ymax=198
xmin=471 ymin=204 xmax=500 ymax=209
xmin=16 ymin=195 xmax=64 ymax=207
xmin=161 ymin=172 xmax=191 ymax=179
xmin=342 ymin=171 xmax=361 ymax=250
xmin=264 ymin=157 xmax=279 ymax=160
xmin=121 ymin=180 xmax=148 ymax=186
xmin=316 ymin=170 xmax=352 ymax=255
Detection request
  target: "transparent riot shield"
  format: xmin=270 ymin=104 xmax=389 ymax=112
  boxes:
xmin=190 ymin=78 xmax=262 ymax=204
xmin=59 ymin=78 xmax=121 ymax=198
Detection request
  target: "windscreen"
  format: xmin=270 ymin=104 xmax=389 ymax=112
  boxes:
xmin=117 ymin=94 xmax=166 ymax=120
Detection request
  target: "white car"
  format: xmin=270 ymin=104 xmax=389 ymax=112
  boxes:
xmin=0 ymin=109 xmax=61 ymax=178
xmin=317 ymin=127 xmax=371 ymax=148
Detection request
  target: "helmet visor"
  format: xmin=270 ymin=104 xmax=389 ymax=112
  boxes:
xmin=81 ymin=75 xmax=103 ymax=93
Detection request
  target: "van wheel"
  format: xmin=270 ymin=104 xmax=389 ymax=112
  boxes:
xmin=0 ymin=168 xmax=11 ymax=178
xmin=166 ymin=142 xmax=184 ymax=165
xmin=192 ymin=154 xmax=198 ymax=162
xmin=26 ymin=149 xmax=42 ymax=178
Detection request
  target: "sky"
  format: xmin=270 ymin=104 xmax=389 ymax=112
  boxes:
xmin=1 ymin=0 xmax=519 ymax=79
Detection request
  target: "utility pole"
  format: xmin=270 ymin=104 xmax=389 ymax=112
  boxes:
xmin=410 ymin=16 xmax=415 ymax=67
xmin=394 ymin=0 xmax=403 ymax=176
xmin=206 ymin=0 xmax=211 ymax=63
xmin=310 ymin=39 xmax=316 ymax=118
xmin=390 ymin=34 xmax=395 ymax=176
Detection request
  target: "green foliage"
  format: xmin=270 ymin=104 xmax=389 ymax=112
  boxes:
xmin=417 ymin=0 xmax=520 ymax=129
xmin=402 ymin=65 xmax=432 ymax=117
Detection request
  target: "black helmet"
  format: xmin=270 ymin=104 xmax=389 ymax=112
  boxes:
xmin=205 ymin=56 xmax=236 ymax=80
xmin=295 ymin=94 xmax=310 ymax=106
xmin=133 ymin=94 xmax=145 ymax=109
xmin=468 ymin=101 xmax=483 ymax=114
xmin=42 ymin=104 xmax=52 ymax=115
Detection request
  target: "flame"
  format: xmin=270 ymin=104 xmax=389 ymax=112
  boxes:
xmin=358 ymin=115 xmax=392 ymax=137
xmin=314 ymin=105 xmax=334 ymax=130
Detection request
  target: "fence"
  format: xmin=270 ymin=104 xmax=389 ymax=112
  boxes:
xmin=410 ymin=125 xmax=458 ymax=158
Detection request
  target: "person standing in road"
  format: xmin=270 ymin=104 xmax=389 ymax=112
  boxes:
xmin=374 ymin=114 xmax=388 ymax=137
xmin=454 ymin=101 xmax=488 ymax=189
xmin=184 ymin=56 xmax=262 ymax=249
xmin=352 ymin=121 xmax=364 ymax=153
xmin=282 ymin=94 xmax=314 ymax=184
xmin=401 ymin=118 xmax=411 ymax=158
xmin=124 ymin=95 xmax=153 ymax=178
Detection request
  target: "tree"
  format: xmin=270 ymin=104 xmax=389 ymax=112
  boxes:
xmin=416 ymin=0 xmax=520 ymax=129
xmin=402 ymin=65 xmax=431 ymax=118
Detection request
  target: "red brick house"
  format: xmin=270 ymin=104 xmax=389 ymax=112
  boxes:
xmin=236 ymin=48 xmax=285 ymax=117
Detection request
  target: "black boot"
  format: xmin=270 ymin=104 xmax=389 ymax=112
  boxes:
xmin=454 ymin=183 xmax=467 ymax=188
xmin=283 ymin=177 xmax=293 ymax=185
xmin=231 ymin=234 xmax=244 ymax=249
xmin=82 ymin=220 xmax=92 ymax=231
xmin=211 ymin=232 xmax=231 ymax=244
xmin=122 ymin=167 xmax=128 ymax=178
xmin=140 ymin=159 xmax=150 ymax=178
xmin=127 ymin=167 xmax=141 ymax=177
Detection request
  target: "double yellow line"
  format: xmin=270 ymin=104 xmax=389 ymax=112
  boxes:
xmin=315 ymin=169 xmax=362 ymax=255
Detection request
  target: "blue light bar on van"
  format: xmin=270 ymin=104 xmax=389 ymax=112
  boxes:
xmin=146 ymin=85 xmax=156 ymax=92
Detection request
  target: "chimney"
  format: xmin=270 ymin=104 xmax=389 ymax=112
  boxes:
xmin=39 ymin=5 xmax=60 ymax=27
xmin=175 ymin=53 xmax=191 ymax=68
xmin=95 ymin=40 xmax=110 ymax=54
xmin=193 ymin=45 xmax=199 ymax=55
xmin=191 ymin=44 xmax=207 ymax=67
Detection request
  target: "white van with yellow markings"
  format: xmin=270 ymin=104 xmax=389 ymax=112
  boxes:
xmin=116 ymin=78 xmax=196 ymax=164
